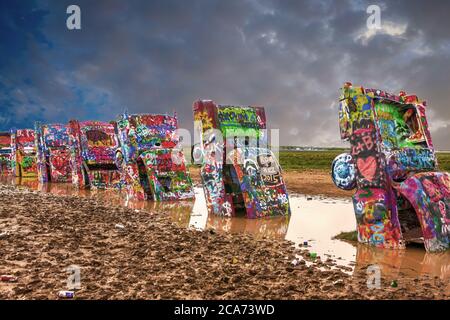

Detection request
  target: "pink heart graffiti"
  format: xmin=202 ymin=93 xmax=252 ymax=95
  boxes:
xmin=357 ymin=156 xmax=377 ymax=182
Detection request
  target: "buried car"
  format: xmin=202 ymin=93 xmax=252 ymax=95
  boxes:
xmin=193 ymin=100 xmax=290 ymax=218
xmin=68 ymin=120 xmax=122 ymax=189
xmin=10 ymin=129 xmax=37 ymax=178
xmin=0 ymin=132 xmax=12 ymax=175
xmin=35 ymin=123 xmax=72 ymax=183
xmin=114 ymin=113 xmax=194 ymax=201
xmin=332 ymin=82 xmax=449 ymax=252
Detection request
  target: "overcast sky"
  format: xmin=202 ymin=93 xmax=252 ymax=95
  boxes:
xmin=1 ymin=0 xmax=449 ymax=149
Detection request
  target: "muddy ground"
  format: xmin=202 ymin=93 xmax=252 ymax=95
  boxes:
xmin=0 ymin=184 xmax=447 ymax=300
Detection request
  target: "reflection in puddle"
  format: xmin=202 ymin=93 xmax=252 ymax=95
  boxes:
xmin=189 ymin=188 xmax=290 ymax=238
xmin=2 ymin=177 xmax=449 ymax=285
xmin=355 ymin=243 xmax=449 ymax=280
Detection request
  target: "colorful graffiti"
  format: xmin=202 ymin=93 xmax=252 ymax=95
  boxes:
xmin=0 ymin=132 xmax=12 ymax=175
xmin=10 ymin=129 xmax=37 ymax=177
xmin=331 ymin=153 xmax=356 ymax=190
xmin=68 ymin=120 xmax=122 ymax=189
xmin=35 ymin=123 xmax=72 ymax=183
xmin=115 ymin=113 xmax=194 ymax=201
xmin=350 ymin=128 xmax=387 ymax=189
xmin=193 ymin=100 xmax=290 ymax=218
xmin=396 ymin=172 xmax=450 ymax=252
xmin=332 ymin=82 xmax=449 ymax=252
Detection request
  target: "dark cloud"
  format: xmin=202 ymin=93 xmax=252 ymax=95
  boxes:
xmin=0 ymin=0 xmax=449 ymax=149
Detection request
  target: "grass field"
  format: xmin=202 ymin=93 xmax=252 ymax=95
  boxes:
xmin=278 ymin=150 xmax=344 ymax=171
xmin=437 ymin=152 xmax=450 ymax=172
xmin=278 ymin=150 xmax=450 ymax=172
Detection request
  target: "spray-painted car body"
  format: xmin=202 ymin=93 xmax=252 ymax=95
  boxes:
xmin=114 ymin=113 xmax=194 ymax=201
xmin=332 ymin=83 xmax=449 ymax=252
xmin=0 ymin=132 xmax=12 ymax=175
xmin=35 ymin=123 xmax=72 ymax=183
xmin=68 ymin=120 xmax=122 ymax=189
xmin=193 ymin=100 xmax=290 ymax=218
xmin=10 ymin=129 xmax=37 ymax=177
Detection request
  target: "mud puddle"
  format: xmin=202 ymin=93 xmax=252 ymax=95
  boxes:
xmin=2 ymin=177 xmax=448 ymax=287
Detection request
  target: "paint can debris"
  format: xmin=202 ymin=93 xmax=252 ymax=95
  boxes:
xmin=309 ymin=252 xmax=317 ymax=259
xmin=0 ymin=231 xmax=9 ymax=239
xmin=1 ymin=275 xmax=18 ymax=282
xmin=57 ymin=290 xmax=75 ymax=299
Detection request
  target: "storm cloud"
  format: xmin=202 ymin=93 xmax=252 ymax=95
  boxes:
xmin=0 ymin=0 xmax=449 ymax=149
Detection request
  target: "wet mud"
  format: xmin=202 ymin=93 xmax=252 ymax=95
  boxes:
xmin=0 ymin=183 xmax=448 ymax=300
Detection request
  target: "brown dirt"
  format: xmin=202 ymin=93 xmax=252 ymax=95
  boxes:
xmin=189 ymin=166 xmax=353 ymax=198
xmin=282 ymin=169 xmax=353 ymax=198
xmin=0 ymin=184 xmax=447 ymax=300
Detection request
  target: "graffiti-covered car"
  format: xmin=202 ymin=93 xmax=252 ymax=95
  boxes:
xmin=193 ymin=100 xmax=290 ymax=218
xmin=35 ymin=123 xmax=72 ymax=183
xmin=0 ymin=132 xmax=12 ymax=175
xmin=114 ymin=113 xmax=194 ymax=201
xmin=332 ymin=82 xmax=449 ymax=252
xmin=11 ymin=129 xmax=37 ymax=177
xmin=68 ymin=120 xmax=122 ymax=189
